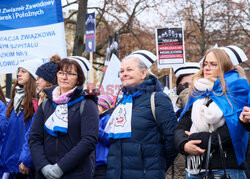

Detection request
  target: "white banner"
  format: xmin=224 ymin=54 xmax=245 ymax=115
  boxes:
xmin=0 ymin=23 xmax=66 ymax=74
xmin=101 ymin=54 xmax=121 ymax=96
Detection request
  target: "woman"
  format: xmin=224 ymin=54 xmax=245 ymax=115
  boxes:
xmin=239 ymin=90 xmax=250 ymax=131
xmin=174 ymin=48 xmax=249 ymax=178
xmin=36 ymin=55 xmax=61 ymax=105
xmin=0 ymin=85 xmax=7 ymax=147
xmin=105 ymin=50 xmax=177 ymax=179
xmin=0 ymin=59 xmax=42 ymax=178
xmin=93 ymin=95 xmax=114 ymax=179
xmin=29 ymin=58 xmax=99 ymax=179
xmin=19 ymin=55 xmax=61 ymax=176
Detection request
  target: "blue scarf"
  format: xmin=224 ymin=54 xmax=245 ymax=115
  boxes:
xmin=104 ymin=90 xmax=144 ymax=139
xmin=44 ymin=96 xmax=84 ymax=137
xmin=179 ymin=69 xmax=249 ymax=165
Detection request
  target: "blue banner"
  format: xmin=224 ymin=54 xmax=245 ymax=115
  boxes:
xmin=0 ymin=0 xmax=63 ymax=31
xmin=0 ymin=0 xmax=66 ymax=74
xmin=85 ymin=12 xmax=95 ymax=52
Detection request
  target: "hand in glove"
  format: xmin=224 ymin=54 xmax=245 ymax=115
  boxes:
xmin=41 ymin=164 xmax=56 ymax=179
xmin=48 ymin=163 xmax=63 ymax=179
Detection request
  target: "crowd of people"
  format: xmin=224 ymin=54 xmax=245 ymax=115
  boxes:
xmin=0 ymin=45 xmax=249 ymax=179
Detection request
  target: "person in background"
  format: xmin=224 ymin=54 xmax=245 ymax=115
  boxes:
xmin=173 ymin=62 xmax=200 ymax=114
xmin=165 ymin=62 xmax=200 ymax=179
xmin=105 ymin=50 xmax=177 ymax=179
xmin=239 ymin=83 xmax=250 ymax=179
xmin=29 ymin=58 xmax=99 ymax=179
xmin=0 ymin=59 xmax=42 ymax=179
xmin=175 ymin=46 xmax=249 ymax=178
xmin=18 ymin=55 xmax=61 ymax=176
xmin=36 ymin=55 xmax=61 ymax=106
xmin=0 ymin=85 xmax=7 ymax=149
xmin=93 ymin=95 xmax=114 ymax=179
xmin=240 ymin=106 xmax=250 ymax=131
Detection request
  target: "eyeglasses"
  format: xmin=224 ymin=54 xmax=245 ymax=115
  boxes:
xmin=203 ymin=61 xmax=218 ymax=69
xmin=57 ymin=71 xmax=77 ymax=78
xmin=17 ymin=69 xmax=28 ymax=74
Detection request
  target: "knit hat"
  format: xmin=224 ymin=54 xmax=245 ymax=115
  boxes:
xmin=126 ymin=50 xmax=157 ymax=68
xmin=18 ymin=59 xmax=43 ymax=80
xmin=220 ymin=45 xmax=248 ymax=65
xmin=98 ymin=95 xmax=114 ymax=109
xmin=67 ymin=56 xmax=92 ymax=75
xmin=173 ymin=62 xmax=200 ymax=78
xmin=36 ymin=61 xmax=58 ymax=84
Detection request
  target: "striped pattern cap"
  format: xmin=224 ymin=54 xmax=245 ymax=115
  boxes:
xmin=68 ymin=56 xmax=92 ymax=75
xmin=127 ymin=50 xmax=157 ymax=68
xmin=98 ymin=95 xmax=114 ymax=109
xmin=173 ymin=62 xmax=200 ymax=77
xmin=220 ymin=45 xmax=248 ymax=65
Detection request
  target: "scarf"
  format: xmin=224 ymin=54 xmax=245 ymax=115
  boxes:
xmin=38 ymin=91 xmax=47 ymax=106
xmin=104 ymin=90 xmax=143 ymax=139
xmin=44 ymin=86 xmax=79 ymax=137
xmin=187 ymin=78 xmax=225 ymax=174
xmin=180 ymin=69 xmax=249 ymax=165
xmin=14 ymin=86 xmax=25 ymax=114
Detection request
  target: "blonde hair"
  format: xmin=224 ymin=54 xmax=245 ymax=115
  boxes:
xmin=190 ymin=48 xmax=234 ymax=96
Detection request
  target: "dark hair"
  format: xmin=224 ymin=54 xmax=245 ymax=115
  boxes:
xmin=176 ymin=74 xmax=192 ymax=87
xmin=6 ymin=74 xmax=37 ymax=123
xmin=50 ymin=54 xmax=61 ymax=64
xmin=58 ymin=58 xmax=85 ymax=86
xmin=0 ymin=86 xmax=7 ymax=106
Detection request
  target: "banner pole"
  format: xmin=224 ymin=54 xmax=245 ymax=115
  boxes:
xmin=170 ymin=68 xmax=173 ymax=102
xmin=90 ymin=52 xmax=94 ymax=84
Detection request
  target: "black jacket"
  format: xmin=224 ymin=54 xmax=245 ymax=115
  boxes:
xmin=29 ymin=86 xmax=99 ymax=179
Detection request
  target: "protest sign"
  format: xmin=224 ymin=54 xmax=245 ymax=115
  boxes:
xmin=85 ymin=12 xmax=95 ymax=52
xmin=0 ymin=0 xmax=67 ymax=74
xmin=155 ymin=27 xmax=185 ymax=68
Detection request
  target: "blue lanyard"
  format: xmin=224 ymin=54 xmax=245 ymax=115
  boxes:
xmin=52 ymin=96 xmax=85 ymax=108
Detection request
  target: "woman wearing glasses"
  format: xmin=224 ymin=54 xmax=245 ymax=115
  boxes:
xmin=29 ymin=58 xmax=99 ymax=179
xmin=0 ymin=59 xmax=42 ymax=179
xmin=174 ymin=46 xmax=249 ymax=178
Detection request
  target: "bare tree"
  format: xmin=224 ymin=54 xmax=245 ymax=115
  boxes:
xmin=72 ymin=0 xmax=88 ymax=56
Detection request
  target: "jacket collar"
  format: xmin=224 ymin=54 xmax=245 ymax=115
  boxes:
xmin=44 ymin=85 xmax=84 ymax=102
xmin=122 ymin=74 xmax=163 ymax=95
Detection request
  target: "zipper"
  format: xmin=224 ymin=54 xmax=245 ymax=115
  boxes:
xmin=56 ymin=137 xmax=59 ymax=162
xmin=120 ymin=140 xmax=122 ymax=179
xmin=139 ymin=144 xmax=146 ymax=175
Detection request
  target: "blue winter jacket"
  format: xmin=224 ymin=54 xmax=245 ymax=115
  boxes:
xmin=0 ymin=100 xmax=7 ymax=143
xmin=106 ymin=75 xmax=178 ymax=179
xmin=95 ymin=112 xmax=111 ymax=167
xmin=0 ymin=106 xmax=34 ymax=175
xmin=29 ymin=86 xmax=99 ymax=179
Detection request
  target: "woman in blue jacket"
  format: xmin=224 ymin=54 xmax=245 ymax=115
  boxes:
xmin=0 ymin=85 xmax=7 ymax=143
xmin=29 ymin=58 xmax=99 ymax=179
xmin=93 ymin=95 xmax=114 ymax=179
xmin=105 ymin=50 xmax=178 ymax=179
xmin=18 ymin=55 xmax=61 ymax=176
xmin=0 ymin=59 xmax=42 ymax=178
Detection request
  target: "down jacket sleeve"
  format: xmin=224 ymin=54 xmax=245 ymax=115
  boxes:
xmin=19 ymin=115 xmax=35 ymax=168
xmin=155 ymin=92 xmax=178 ymax=170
